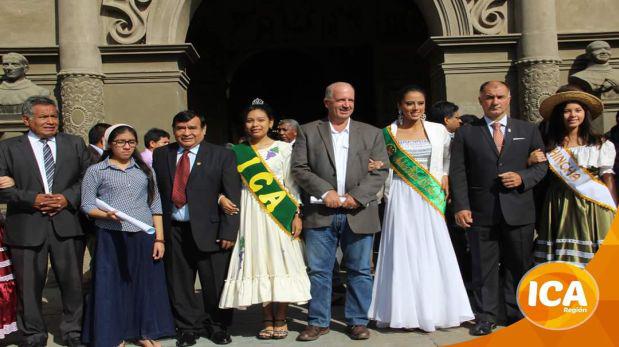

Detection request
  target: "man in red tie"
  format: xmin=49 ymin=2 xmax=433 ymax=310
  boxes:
xmin=152 ymin=111 xmax=241 ymax=346
xmin=449 ymin=81 xmax=548 ymax=336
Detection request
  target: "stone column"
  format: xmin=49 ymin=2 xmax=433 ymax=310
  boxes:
xmin=58 ymin=0 xmax=105 ymax=138
xmin=515 ymin=0 xmax=561 ymax=123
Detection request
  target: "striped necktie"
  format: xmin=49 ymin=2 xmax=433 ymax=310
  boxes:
xmin=40 ymin=138 xmax=55 ymax=192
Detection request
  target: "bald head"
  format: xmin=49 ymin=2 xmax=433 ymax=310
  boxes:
xmin=324 ymin=82 xmax=355 ymax=122
xmin=478 ymin=80 xmax=511 ymax=120
xmin=586 ymin=40 xmax=612 ymax=64
xmin=586 ymin=40 xmax=611 ymax=54
xmin=325 ymin=82 xmax=354 ymax=100
xmin=479 ymin=81 xmax=510 ymax=94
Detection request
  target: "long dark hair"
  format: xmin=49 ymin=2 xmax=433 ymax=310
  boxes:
xmin=101 ymin=126 xmax=156 ymax=205
xmin=544 ymin=100 xmax=602 ymax=151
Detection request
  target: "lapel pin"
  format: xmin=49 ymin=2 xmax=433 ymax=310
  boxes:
xmin=196 ymin=162 xmax=202 ymax=166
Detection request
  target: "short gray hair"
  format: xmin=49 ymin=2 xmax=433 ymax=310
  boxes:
xmin=324 ymin=82 xmax=354 ymax=99
xmin=279 ymin=119 xmax=300 ymax=132
xmin=22 ymin=95 xmax=57 ymax=117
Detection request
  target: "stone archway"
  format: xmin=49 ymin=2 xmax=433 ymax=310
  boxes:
xmin=110 ymin=0 xmax=510 ymax=46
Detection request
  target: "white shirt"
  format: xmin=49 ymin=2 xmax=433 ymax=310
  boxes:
xmin=172 ymin=144 xmax=200 ymax=222
xmin=27 ymin=131 xmax=57 ymax=194
xmin=330 ymin=119 xmax=350 ymax=196
xmin=484 ymin=114 xmax=508 ymax=136
xmin=89 ymin=144 xmax=104 ymax=156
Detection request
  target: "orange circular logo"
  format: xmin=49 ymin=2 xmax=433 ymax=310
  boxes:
xmin=517 ymin=262 xmax=599 ymax=330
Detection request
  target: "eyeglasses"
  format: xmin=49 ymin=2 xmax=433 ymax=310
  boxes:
xmin=112 ymin=140 xmax=137 ymax=147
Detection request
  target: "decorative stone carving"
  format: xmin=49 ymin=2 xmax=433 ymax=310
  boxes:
xmin=0 ymin=52 xmax=51 ymax=132
xmin=102 ymin=0 xmax=152 ymax=44
xmin=466 ymin=0 xmax=508 ymax=35
xmin=59 ymin=74 xmax=105 ymax=138
xmin=516 ymin=59 xmax=560 ymax=123
xmin=569 ymin=41 xmax=619 ymax=100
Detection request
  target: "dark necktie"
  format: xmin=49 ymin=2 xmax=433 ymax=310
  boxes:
xmin=40 ymin=138 xmax=55 ymax=192
xmin=172 ymin=150 xmax=190 ymax=208
xmin=492 ymin=122 xmax=504 ymax=153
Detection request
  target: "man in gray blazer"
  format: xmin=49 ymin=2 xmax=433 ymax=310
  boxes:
xmin=292 ymin=82 xmax=388 ymax=341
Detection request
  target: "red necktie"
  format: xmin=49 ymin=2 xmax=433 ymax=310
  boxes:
xmin=492 ymin=122 xmax=504 ymax=153
xmin=172 ymin=150 xmax=190 ymax=208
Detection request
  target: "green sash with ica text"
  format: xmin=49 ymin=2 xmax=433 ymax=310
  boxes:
xmin=231 ymin=143 xmax=300 ymax=235
xmin=383 ymin=126 xmax=446 ymax=215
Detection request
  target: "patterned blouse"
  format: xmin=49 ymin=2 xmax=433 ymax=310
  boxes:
xmin=81 ymin=158 xmax=162 ymax=232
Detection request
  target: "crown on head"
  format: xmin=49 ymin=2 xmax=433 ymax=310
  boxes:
xmin=251 ymin=98 xmax=265 ymax=105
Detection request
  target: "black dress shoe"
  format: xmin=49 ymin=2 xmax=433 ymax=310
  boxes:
xmin=18 ymin=342 xmax=45 ymax=347
xmin=470 ymin=321 xmax=496 ymax=336
xmin=210 ymin=330 xmax=232 ymax=345
xmin=176 ymin=331 xmax=198 ymax=347
xmin=65 ymin=337 xmax=86 ymax=347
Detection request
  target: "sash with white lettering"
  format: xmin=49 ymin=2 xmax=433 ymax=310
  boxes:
xmin=232 ymin=143 xmax=300 ymax=235
xmin=546 ymin=146 xmax=616 ymax=212
xmin=383 ymin=126 xmax=446 ymax=215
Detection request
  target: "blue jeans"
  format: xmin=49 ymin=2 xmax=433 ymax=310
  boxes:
xmin=304 ymin=213 xmax=374 ymax=327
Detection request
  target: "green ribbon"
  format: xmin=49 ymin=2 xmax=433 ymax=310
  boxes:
xmin=232 ymin=143 xmax=299 ymax=235
xmin=383 ymin=127 xmax=446 ymax=215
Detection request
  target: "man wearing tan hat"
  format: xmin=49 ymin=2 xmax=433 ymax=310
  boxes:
xmin=450 ymin=81 xmax=548 ymax=336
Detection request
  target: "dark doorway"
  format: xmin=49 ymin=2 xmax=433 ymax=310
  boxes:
xmin=186 ymin=0 xmax=429 ymax=144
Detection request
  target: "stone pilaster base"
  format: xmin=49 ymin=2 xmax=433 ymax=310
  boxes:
xmin=516 ymin=59 xmax=561 ymax=123
xmin=59 ymin=73 xmax=105 ymax=139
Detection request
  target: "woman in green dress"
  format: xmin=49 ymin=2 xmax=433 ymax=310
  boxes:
xmin=533 ymin=90 xmax=617 ymax=267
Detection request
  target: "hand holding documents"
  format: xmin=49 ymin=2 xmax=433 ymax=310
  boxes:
xmin=310 ymin=196 xmax=347 ymax=204
xmin=95 ymin=198 xmax=155 ymax=234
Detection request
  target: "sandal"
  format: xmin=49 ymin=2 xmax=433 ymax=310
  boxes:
xmin=257 ymin=319 xmax=274 ymax=339
xmin=272 ymin=319 xmax=289 ymax=340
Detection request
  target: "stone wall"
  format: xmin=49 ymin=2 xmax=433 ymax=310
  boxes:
xmin=0 ymin=0 xmax=56 ymax=46
xmin=556 ymin=0 xmax=619 ymax=33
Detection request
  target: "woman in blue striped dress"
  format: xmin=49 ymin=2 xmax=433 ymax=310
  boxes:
xmin=81 ymin=124 xmax=174 ymax=347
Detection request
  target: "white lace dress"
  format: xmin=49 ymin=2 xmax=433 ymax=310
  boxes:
xmin=219 ymin=141 xmax=311 ymax=308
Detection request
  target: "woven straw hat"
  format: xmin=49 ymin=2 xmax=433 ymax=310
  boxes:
xmin=539 ymin=91 xmax=604 ymax=120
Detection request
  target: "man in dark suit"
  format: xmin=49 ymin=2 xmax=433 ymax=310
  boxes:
xmin=450 ymin=81 xmax=548 ymax=336
xmin=86 ymin=123 xmax=110 ymax=163
xmin=152 ymin=110 xmax=241 ymax=346
xmin=292 ymin=82 xmax=389 ymax=341
xmin=0 ymin=96 xmax=90 ymax=347
xmin=79 ymin=123 xmax=111 ymax=279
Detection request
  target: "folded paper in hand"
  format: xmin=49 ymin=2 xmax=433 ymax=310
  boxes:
xmin=95 ymin=199 xmax=155 ymax=234
xmin=310 ymin=196 xmax=347 ymax=204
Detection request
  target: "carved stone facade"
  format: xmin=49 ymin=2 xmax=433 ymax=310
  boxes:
xmin=516 ymin=60 xmax=561 ymax=123
xmin=466 ymin=0 xmax=508 ymax=35
xmin=1 ymin=0 xmax=618 ymax=140
xmin=102 ymin=0 xmax=153 ymax=44
xmin=59 ymin=74 xmax=105 ymax=138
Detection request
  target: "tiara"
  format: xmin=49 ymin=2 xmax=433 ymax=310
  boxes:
xmin=251 ymin=98 xmax=264 ymax=105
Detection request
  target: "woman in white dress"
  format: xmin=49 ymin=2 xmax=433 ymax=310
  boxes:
xmin=369 ymin=85 xmax=474 ymax=331
xmin=218 ymin=99 xmax=311 ymax=339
